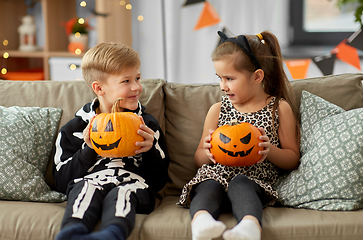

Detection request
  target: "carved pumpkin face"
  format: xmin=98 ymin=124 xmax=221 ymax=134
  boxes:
xmin=210 ymin=121 xmax=263 ymax=166
xmin=90 ymin=111 xmax=144 ymax=158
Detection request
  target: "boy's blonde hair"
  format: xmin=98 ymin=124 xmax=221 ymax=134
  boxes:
xmin=81 ymin=42 xmax=140 ymax=88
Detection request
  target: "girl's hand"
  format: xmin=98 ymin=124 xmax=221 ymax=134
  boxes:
xmin=204 ymin=129 xmax=217 ymax=164
xmin=135 ymin=116 xmax=155 ymax=154
xmin=257 ymin=127 xmax=271 ymax=164
xmin=83 ymin=116 xmax=96 ymax=149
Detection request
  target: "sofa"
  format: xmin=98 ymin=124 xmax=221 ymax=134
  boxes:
xmin=0 ymin=73 xmax=363 ymax=240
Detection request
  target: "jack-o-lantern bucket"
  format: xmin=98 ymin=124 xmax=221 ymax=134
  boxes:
xmin=90 ymin=98 xmax=144 ymax=158
xmin=210 ymin=120 xmax=263 ymax=167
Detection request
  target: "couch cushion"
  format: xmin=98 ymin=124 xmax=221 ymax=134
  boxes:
xmin=0 ymin=106 xmax=66 ymax=202
xmin=140 ymin=196 xmax=236 ymax=240
xmin=141 ymin=196 xmax=363 ymax=240
xmin=262 ymin=206 xmax=363 ymax=240
xmin=139 ymin=79 xmax=166 ymax=133
xmin=0 ymin=80 xmax=96 ymax=132
xmin=290 ymin=73 xmax=363 ymax=111
xmin=163 ymin=83 xmax=224 ymax=195
xmin=0 ymin=201 xmax=66 ymax=240
xmin=0 ymin=200 xmax=145 ymax=240
xmin=276 ymin=91 xmax=363 ymax=210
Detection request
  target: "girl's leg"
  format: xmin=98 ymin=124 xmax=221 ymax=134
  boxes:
xmin=223 ymin=175 xmax=268 ymax=240
xmin=189 ymin=179 xmax=227 ymax=240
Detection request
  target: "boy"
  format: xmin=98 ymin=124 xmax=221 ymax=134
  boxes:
xmin=53 ymin=42 xmax=170 ymax=240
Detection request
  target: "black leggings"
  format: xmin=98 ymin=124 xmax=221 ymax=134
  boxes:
xmin=189 ymin=175 xmax=268 ymax=225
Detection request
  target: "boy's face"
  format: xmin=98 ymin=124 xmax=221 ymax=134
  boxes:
xmin=99 ymin=67 xmax=142 ymax=113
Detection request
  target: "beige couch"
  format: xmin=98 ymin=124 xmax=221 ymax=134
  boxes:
xmin=1 ymin=73 xmax=363 ymax=240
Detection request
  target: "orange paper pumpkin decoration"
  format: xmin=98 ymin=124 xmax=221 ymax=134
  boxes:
xmin=210 ymin=121 xmax=263 ymax=167
xmin=90 ymin=98 xmax=144 ymax=158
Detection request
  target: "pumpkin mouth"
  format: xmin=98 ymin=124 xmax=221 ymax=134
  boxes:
xmin=218 ymin=145 xmax=254 ymax=157
xmin=92 ymin=138 xmax=121 ymax=151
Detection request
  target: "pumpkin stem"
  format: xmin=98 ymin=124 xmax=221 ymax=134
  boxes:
xmin=229 ymin=119 xmax=239 ymax=126
xmin=111 ymin=97 xmax=124 ymax=113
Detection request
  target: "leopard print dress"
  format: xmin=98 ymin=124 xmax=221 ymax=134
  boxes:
xmin=177 ymin=95 xmax=281 ymax=208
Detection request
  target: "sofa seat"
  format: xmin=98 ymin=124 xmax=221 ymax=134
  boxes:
xmin=0 ymin=201 xmax=65 ymax=240
xmin=140 ymin=196 xmax=363 ymax=240
xmin=0 ymin=200 xmax=148 ymax=240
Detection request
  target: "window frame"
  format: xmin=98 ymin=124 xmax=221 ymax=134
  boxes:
xmin=289 ymin=0 xmax=355 ymax=46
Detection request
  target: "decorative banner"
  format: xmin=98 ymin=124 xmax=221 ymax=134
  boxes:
xmin=285 ymin=59 xmax=311 ymax=80
xmin=334 ymin=39 xmax=361 ymax=70
xmin=312 ymin=53 xmax=336 ymax=76
xmin=193 ymin=1 xmax=221 ymax=31
xmin=347 ymin=27 xmax=363 ymax=51
xmin=185 ymin=2 xmax=362 ymax=77
xmin=183 ymin=0 xmax=205 ymax=6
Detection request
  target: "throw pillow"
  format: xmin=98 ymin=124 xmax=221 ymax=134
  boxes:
xmin=275 ymin=91 xmax=363 ymax=210
xmin=0 ymin=106 xmax=66 ymax=202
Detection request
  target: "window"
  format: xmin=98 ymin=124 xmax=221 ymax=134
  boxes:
xmin=289 ymin=0 xmax=360 ymax=46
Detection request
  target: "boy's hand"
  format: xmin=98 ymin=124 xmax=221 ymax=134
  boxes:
xmin=257 ymin=127 xmax=270 ymax=163
xmin=83 ymin=119 xmax=94 ymax=149
xmin=135 ymin=116 xmax=155 ymax=154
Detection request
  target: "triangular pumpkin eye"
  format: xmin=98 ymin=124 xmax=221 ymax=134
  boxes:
xmin=105 ymin=119 xmax=114 ymax=132
xmin=219 ymin=133 xmax=231 ymax=144
xmin=240 ymin=132 xmax=251 ymax=144
xmin=92 ymin=120 xmax=98 ymax=132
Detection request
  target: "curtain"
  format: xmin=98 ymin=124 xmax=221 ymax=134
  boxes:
xmin=131 ymin=0 xmax=289 ymax=84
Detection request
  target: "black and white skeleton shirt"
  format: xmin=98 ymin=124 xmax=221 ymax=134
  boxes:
xmin=52 ymin=98 xmax=170 ymax=195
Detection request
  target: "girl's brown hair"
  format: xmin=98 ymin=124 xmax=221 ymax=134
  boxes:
xmin=81 ymin=42 xmax=140 ymax=88
xmin=212 ymin=31 xmax=299 ymax=127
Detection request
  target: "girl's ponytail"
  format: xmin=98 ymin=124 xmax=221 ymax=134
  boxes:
xmin=248 ymin=31 xmax=299 ymax=121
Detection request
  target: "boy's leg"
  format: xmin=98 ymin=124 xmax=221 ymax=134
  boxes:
xmin=56 ymin=180 xmax=105 ymax=240
xmin=93 ymin=184 xmax=155 ymax=238
xmin=223 ymin=175 xmax=267 ymax=240
xmin=189 ymin=180 xmax=227 ymax=240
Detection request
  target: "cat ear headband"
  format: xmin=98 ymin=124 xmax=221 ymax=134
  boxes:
xmin=217 ymin=31 xmax=262 ymax=70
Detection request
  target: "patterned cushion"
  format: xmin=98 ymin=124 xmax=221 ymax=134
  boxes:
xmin=0 ymin=106 xmax=66 ymax=202
xmin=275 ymin=91 xmax=363 ymax=210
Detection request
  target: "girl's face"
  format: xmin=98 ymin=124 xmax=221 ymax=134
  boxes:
xmin=99 ymin=67 xmax=142 ymax=113
xmin=214 ymin=59 xmax=256 ymax=108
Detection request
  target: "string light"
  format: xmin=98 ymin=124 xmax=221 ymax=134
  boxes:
xmin=138 ymin=15 xmax=144 ymax=21
xmin=75 ymin=49 xmax=82 ymax=55
xmin=78 ymin=18 xmax=85 ymax=25
xmin=119 ymin=1 xmax=126 ymax=6
xmin=70 ymin=64 xmax=77 ymax=70
xmin=126 ymin=4 xmax=132 ymax=10
xmin=80 ymin=1 xmax=87 ymax=7
xmin=74 ymin=32 xmax=81 ymax=38
xmin=2 ymin=40 xmax=8 ymax=77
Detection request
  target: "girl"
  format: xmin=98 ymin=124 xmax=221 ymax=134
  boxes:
xmin=177 ymin=31 xmax=300 ymax=240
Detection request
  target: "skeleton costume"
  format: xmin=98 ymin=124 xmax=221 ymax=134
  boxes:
xmin=53 ymin=98 xmax=169 ymax=236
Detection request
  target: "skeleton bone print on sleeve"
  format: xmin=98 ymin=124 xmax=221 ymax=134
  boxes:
xmin=71 ymin=168 xmax=148 ymax=219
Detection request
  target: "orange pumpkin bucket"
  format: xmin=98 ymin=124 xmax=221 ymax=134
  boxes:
xmin=90 ymin=98 xmax=144 ymax=158
xmin=210 ymin=120 xmax=263 ymax=167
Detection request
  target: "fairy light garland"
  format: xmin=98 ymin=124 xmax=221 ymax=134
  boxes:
xmin=1 ymin=0 xmax=142 ymax=78
xmin=1 ymin=39 xmax=9 ymax=77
